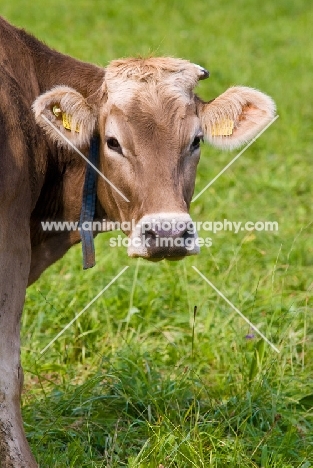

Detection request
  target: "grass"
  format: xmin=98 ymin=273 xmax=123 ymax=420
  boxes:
xmin=1 ymin=0 xmax=313 ymax=466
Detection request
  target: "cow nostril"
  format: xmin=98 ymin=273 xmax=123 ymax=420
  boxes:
xmin=182 ymin=227 xmax=193 ymax=240
xmin=144 ymin=229 xmax=157 ymax=239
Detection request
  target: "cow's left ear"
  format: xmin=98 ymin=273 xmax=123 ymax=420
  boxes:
xmin=32 ymin=86 xmax=97 ymax=148
xmin=197 ymin=86 xmax=276 ymax=150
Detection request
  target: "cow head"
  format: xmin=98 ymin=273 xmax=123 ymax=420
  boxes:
xmin=33 ymin=57 xmax=275 ymax=260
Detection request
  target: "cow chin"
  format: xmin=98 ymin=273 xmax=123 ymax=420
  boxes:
xmin=127 ymin=213 xmax=200 ymax=260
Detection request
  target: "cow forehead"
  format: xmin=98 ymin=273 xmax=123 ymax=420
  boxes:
xmin=104 ymin=98 xmax=199 ymax=151
xmin=103 ymin=57 xmax=201 ymax=106
xmin=105 ymin=57 xmax=201 ymax=83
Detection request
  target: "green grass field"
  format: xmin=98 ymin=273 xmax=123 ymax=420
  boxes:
xmin=1 ymin=0 xmax=312 ymax=466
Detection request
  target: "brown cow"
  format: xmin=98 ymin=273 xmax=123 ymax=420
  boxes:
xmin=0 ymin=16 xmax=275 ymax=467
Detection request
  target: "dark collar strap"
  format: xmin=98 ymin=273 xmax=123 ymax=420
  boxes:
xmin=79 ymin=135 xmax=100 ymax=269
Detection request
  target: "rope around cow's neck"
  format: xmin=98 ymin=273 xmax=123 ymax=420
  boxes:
xmin=79 ymin=135 xmax=100 ymax=269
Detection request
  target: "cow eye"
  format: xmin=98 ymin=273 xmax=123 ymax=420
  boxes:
xmin=106 ymin=137 xmax=123 ymax=154
xmin=191 ymin=135 xmax=203 ymax=152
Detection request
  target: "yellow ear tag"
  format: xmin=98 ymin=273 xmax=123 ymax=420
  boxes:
xmin=52 ymin=105 xmax=62 ymax=117
xmin=62 ymin=113 xmax=80 ymax=133
xmin=211 ymin=119 xmax=234 ymax=137
xmin=52 ymin=106 xmax=80 ymax=133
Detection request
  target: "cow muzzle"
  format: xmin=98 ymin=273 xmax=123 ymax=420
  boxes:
xmin=127 ymin=213 xmax=200 ymax=260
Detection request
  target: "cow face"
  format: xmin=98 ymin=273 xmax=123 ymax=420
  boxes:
xmin=33 ymin=58 xmax=275 ymax=260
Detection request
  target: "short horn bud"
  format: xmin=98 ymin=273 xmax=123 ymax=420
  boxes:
xmin=194 ymin=64 xmax=210 ymax=80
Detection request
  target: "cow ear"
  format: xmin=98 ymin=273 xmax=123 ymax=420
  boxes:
xmin=197 ymin=86 xmax=276 ymax=150
xmin=32 ymin=86 xmax=97 ymax=148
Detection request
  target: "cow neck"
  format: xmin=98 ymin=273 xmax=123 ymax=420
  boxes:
xmin=78 ymin=134 xmax=100 ymax=269
xmin=19 ymin=26 xmax=105 ymax=96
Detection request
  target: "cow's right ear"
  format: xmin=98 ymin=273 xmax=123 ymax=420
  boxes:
xmin=32 ymin=86 xmax=97 ymax=148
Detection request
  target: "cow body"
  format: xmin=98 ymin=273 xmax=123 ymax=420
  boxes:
xmin=0 ymin=18 xmax=107 ymax=286
xmin=0 ymin=17 xmax=275 ymax=467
